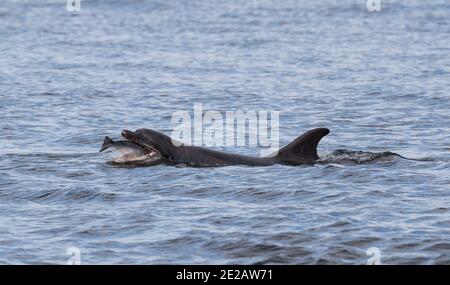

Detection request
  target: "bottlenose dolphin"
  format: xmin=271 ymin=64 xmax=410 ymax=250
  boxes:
xmin=103 ymin=127 xmax=330 ymax=167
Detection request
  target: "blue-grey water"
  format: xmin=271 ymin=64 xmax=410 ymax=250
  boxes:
xmin=1 ymin=0 xmax=449 ymax=264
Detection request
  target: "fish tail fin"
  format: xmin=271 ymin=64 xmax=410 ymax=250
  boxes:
xmin=99 ymin=136 xmax=114 ymax=152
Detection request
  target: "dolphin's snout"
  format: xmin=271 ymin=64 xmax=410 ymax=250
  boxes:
xmin=121 ymin=129 xmax=135 ymax=140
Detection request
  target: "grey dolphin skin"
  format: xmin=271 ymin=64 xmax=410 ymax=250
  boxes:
xmin=112 ymin=127 xmax=330 ymax=167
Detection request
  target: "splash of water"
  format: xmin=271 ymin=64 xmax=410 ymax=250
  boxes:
xmin=318 ymin=149 xmax=401 ymax=164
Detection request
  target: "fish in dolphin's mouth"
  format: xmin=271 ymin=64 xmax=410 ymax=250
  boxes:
xmin=99 ymin=133 xmax=162 ymax=166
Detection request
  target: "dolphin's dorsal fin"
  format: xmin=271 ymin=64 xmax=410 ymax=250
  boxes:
xmin=275 ymin=128 xmax=329 ymax=165
xmin=99 ymin=136 xmax=114 ymax=152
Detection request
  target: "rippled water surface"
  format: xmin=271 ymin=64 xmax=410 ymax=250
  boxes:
xmin=1 ymin=0 xmax=450 ymax=264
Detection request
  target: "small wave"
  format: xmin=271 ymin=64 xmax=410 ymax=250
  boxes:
xmin=23 ymin=188 xmax=117 ymax=204
xmin=1 ymin=151 xmax=98 ymax=159
xmin=0 ymin=8 xmax=8 ymax=17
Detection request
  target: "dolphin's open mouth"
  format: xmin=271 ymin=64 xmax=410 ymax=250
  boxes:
xmin=121 ymin=129 xmax=162 ymax=158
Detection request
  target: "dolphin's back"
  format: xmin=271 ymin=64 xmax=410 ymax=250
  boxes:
xmin=178 ymin=145 xmax=275 ymax=166
xmin=172 ymin=128 xmax=329 ymax=166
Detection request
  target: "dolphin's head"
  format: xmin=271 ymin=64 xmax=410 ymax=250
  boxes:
xmin=121 ymin=128 xmax=177 ymax=161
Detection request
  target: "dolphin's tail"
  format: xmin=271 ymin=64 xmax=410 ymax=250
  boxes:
xmin=99 ymin=136 xmax=114 ymax=152
xmin=275 ymin=128 xmax=330 ymax=165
